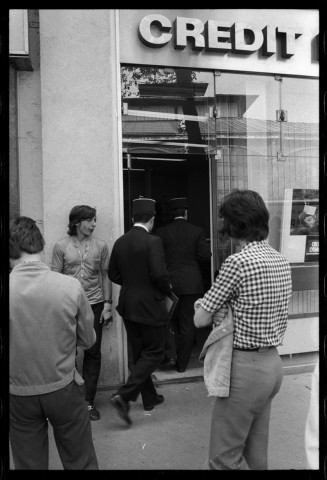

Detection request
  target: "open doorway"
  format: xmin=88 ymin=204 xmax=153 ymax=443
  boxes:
xmin=123 ymin=151 xmax=213 ymax=369
xmin=121 ymin=65 xmax=217 ymax=370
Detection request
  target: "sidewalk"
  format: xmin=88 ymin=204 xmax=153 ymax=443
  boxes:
xmin=43 ymin=353 xmax=318 ymax=470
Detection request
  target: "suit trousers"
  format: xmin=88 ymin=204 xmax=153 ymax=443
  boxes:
xmin=208 ymin=347 xmax=283 ymax=470
xmin=172 ymin=293 xmax=201 ymax=370
xmin=118 ymin=319 xmax=165 ymax=407
xmin=10 ymin=381 xmax=99 ymax=470
xmin=83 ymin=302 xmax=103 ymax=403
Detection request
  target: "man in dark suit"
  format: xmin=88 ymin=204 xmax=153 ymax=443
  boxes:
xmin=108 ymin=197 xmax=172 ymax=425
xmin=156 ymin=197 xmax=211 ymax=373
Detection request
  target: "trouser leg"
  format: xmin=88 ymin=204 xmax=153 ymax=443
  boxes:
xmin=243 ymin=400 xmax=272 ymax=469
xmin=10 ymin=394 xmax=49 ymax=470
xmin=83 ymin=302 xmax=103 ymax=403
xmin=118 ymin=320 xmax=165 ymax=406
xmin=209 ymin=348 xmax=283 ymax=470
xmin=44 ymin=381 xmax=99 ymax=470
xmin=209 ymin=396 xmax=252 ymax=470
xmin=175 ymin=294 xmax=199 ymax=370
xmin=162 ymin=322 xmax=176 ymax=362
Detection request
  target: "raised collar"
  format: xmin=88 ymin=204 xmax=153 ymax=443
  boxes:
xmin=133 ymin=224 xmax=149 ymax=232
xmin=12 ymin=261 xmax=49 ymax=272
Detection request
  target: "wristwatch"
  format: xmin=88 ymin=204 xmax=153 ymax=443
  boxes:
xmin=104 ymin=299 xmax=112 ymax=304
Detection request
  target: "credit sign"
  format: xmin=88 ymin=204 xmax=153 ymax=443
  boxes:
xmin=139 ymin=14 xmax=302 ymax=58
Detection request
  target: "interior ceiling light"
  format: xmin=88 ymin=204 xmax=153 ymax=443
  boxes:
xmin=135 ymin=157 xmax=186 ymax=162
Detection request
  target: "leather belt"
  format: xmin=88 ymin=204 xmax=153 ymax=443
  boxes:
xmin=234 ymin=346 xmax=275 ymax=352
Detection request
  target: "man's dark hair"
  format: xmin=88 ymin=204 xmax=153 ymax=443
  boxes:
xmin=9 ymin=216 xmax=45 ymax=259
xmin=67 ymin=205 xmax=96 ymax=236
xmin=218 ymin=189 xmax=269 ymax=241
xmin=133 ymin=212 xmax=155 ymax=223
xmin=170 ymin=208 xmax=186 ymax=219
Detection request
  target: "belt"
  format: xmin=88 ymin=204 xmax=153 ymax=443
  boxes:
xmin=234 ymin=346 xmax=275 ymax=352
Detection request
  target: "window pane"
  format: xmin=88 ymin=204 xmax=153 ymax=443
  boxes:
xmin=214 ymin=73 xmax=319 ymax=272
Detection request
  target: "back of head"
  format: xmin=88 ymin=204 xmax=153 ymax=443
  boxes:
xmin=132 ymin=197 xmax=156 ymax=224
xmin=169 ymin=197 xmax=188 ymax=220
xmin=9 ymin=216 xmax=45 ymax=259
xmin=67 ymin=205 xmax=96 ymax=236
xmin=170 ymin=208 xmax=186 ymax=219
xmin=133 ymin=212 xmax=156 ymax=223
xmin=218 ymin=189 xmax=269 ymax=241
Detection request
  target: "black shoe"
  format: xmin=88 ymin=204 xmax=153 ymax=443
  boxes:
xmin=175 ymin=364 xmax=186 ymax=373
xmin=110 ymin=394 xmax=132 ymax=425
xmin=88 ymin=403 xmax=100 ymax=421
xmin=144 ymin=394 xmax=165 ymax=411
xmin=159 ymin=358 xmax=176 ymax=370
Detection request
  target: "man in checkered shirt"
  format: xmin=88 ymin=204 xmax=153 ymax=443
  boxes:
xmin=194 ymin=189 xmax=292 ymax=470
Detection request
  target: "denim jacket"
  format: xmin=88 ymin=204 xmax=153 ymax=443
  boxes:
xmin=198 ymin=305 xmax=233 ymax=397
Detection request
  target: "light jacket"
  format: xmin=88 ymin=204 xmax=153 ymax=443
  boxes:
xmin=198 ymin=305 xmax=233 ymax=397
xmin=10 ymin=262 xmax=95 ymax=395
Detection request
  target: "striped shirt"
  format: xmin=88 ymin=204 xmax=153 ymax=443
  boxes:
xmin=199 ymin=241 xmax=292 ymax=349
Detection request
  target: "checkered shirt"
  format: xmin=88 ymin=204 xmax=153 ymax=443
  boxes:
xmin=199 ymin=241 xmax=292 ymax=349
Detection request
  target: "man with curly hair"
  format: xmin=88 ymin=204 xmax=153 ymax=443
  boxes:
xmin=51 ymin=205 xmax=112 ymax=421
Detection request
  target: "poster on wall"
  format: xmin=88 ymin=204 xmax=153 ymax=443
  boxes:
xmin=280 ymin=189 xmax=319 ymax=263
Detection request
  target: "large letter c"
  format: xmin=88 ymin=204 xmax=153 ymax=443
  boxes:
xmin=138 ymin=14 xmax=172 ymax=48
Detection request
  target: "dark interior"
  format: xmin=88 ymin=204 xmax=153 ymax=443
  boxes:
xmin=123 ymin=152 xmax=212 ymax=367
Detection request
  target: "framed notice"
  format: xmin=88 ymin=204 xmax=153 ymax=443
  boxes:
xmin=280 ymin=189 xmax=319 ymax=263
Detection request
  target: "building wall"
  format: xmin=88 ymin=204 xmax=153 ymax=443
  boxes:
xmin=37 ymin=9 xmax=126 ymax=387
xmin=9 ymin=65 xmax=19 ymax=219
xmin=12 ymin=10 xmax=43 ymax=232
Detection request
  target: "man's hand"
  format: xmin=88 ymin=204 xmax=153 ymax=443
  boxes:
xmin=212 ymin=304 xmax=228 ymax=327
xmin=100 ymin=304 xmax=113 ymax=327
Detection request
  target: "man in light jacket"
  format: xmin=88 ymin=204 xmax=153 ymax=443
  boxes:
xmin=9 ymin=216 xmax=98 ymax=470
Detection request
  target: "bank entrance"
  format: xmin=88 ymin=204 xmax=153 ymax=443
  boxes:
xmin=121 ymin=64 xmax=319 ymax=368
xmin=122 ymin=148 xmax=214 ymax=366
xmin=121 ymin=66 xmax=220 ymax=366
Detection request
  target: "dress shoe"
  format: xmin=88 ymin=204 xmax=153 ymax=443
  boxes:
xmin=175 ymin=362 xmax=186 ymax=373
xmin=88 ymin=403 xmax=100 ymax=421
xmin=110 ymin=394 xmax=132 ymax=425
xmin=144 ymin=394 xmax=165 ymax=411
xmin=159 ymin=358 xmax=176 ymax=370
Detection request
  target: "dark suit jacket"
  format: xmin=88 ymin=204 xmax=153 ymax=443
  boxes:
xmin=156 ymin=218 xmax=211 ymax=296
xmin=108 ymin=226 xmax=171 ymax=326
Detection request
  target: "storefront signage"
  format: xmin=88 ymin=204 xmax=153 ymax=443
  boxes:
xmin=139 ymin=14 xmax=302 ymax=58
